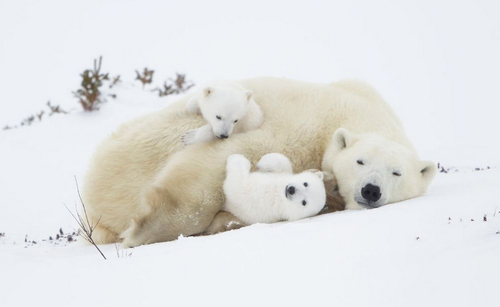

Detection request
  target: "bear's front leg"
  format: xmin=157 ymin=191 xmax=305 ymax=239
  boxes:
xmin=182 ymin=124 xmax=215 ymax=145
xmin=202 ymin=211 xmax=245 ymax=235
xmin=120 ymin=146 xmax=230 ymax=247
xmin=121 ymin=181 xmax=225 ymax=247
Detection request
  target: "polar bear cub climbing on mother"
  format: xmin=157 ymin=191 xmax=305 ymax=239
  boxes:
xmin=182 ymin=82 xmax=263 ymax=145
xmin=223 ymin=153 xmax=327 ymax=225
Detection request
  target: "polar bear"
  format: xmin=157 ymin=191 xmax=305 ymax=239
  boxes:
xmin=182 ymin=83 xmax=263 ymax=145
xmin=223 ymin=154 xmax=326 ymax=225
xmin=322 ymin=128 xmax=436 ymax=210
xmin=82 ymin=77 xmax=437 ymax=247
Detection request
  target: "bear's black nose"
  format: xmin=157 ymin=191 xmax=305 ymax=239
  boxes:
xmin=361 ymin=184 xmax=381 ymax=202
xmin=287 ymin=186 xmax=296 ymax=196
xmin=220 ymin=134 xmax=228 ymax=139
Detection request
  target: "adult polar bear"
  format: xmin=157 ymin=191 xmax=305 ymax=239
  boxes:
xmin=82 ymin=77 xmax=436 ymax=247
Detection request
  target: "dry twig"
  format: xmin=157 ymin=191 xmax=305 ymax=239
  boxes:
xmin=65 ymin=176 xmax=107 ymax=260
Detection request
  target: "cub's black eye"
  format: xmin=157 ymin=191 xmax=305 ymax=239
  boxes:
xmin=234 ymin=119 xmax=238 ymax=123
xmin=303 ymin=182 xmax=308 ymax=187
xmin=393 ymin=171 xmax=401 ymax=177
xmin=357 ymin=160 xmax=364 ymax=165
xmin=302 ymin=200 xmax=307 ymax=206
xmin=216 ymin=115 xmax=222 ymax=120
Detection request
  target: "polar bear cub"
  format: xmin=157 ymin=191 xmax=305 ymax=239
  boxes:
xmin=182 ymin=82 xmax=263 ymax=145
xmin=223 ymin=154 xmax=326 ymax=225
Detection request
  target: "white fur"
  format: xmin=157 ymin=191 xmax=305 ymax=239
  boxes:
xmin=255 ymin=153 xmax=293 ymax=173
xmin=322 ymin=128 xmax=437 ymax=210
xmin=82 ymin=77 xmax=438 ymax=246
xmin=183 ymin=82 xmax=263 ymax=145
xmin=223 ymin=154 xmax=326 ymax=225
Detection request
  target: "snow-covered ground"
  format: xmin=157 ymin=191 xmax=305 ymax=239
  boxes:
xmin=1 ymin=1 xmax=500 ymax=306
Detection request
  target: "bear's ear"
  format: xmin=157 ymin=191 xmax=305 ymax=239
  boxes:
xmin=314 ymin=171 xmax=324 ymax=181
xmin=245 ymin=90 xmax=253 ymax=101
xmin=203 ymin=87 xmax=213 ymax=97
xmin=332 ymin=128 xmax=353 ymax=151
xmin=419 ymin=160 xmax=437 ymax=186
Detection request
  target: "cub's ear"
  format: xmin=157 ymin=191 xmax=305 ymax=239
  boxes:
xmin=420 ymin=160 xmax=437 ymax=186
xmin=245 ymin=90 xmax=253 ymax=101
xmin=332 ymin=128 xmax=354 ymax=151
xmin=203 ymin=87 xmax=213 ymax=97
xmin=314 ymin=171 xmax=324 ymax=181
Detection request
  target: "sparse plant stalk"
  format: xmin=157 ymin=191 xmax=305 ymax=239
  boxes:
xmin=2 ymin=101 xmax=68 ymax=131
xmin=115 ymin=244 xmax=133 ymax=258
xmin=109 ymin=75 xmax=121 ymax=89
xmin=65 ymin=176 xmax=107 ymax=260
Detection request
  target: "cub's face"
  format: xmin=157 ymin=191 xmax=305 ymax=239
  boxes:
xmin=283 ymin=171 xmax=327 ymax=220
xmin=322 ymin=129 xmax=437 ymax=210
xmin=199 ymin=87 xmax=252 ymax=139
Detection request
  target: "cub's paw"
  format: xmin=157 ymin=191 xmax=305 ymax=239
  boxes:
xmin=227 ymin=154 xmax=251 ymax=170
xmin=181 ymin=130 xmax=198 ymax=146
xmin=256 ymin=153 xmax=293 ymax=173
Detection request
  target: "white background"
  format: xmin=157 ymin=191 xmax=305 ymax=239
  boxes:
xmin=1 ymin=1 xmax=499 ymax=306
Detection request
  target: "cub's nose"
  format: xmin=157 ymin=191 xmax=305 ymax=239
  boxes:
xmin=287 ymin=186 xmax=296 ymax=196
xmin=361 ymin=184 xmax=381 ymax=202
xmin=219 ymin=134 xmax=229 ymax=139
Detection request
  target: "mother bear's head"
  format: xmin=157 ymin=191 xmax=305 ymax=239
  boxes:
xmin=322 ymin=128 xmax=437 ymax=210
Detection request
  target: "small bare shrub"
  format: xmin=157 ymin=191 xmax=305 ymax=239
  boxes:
xmin=47 ymin=101 xmax=68 ymax=115
xmin=154 ymin=81 xmax=176 ymax=97
xmin=73 ymin=56 xmax=109 ymax=111
xmin=2 ymin=101 xmax=68 ymax=131
xmin=20 ymin=115 xmax=35 ymax=126
xmin=172 ymin=73 xmax=194 ymax=92
xmin=24 ymin=234 xmax=37 ymax=247
xmin=135 ymin=68 xmax=154 ymax=87
xmin=153 ymin=73 xmax=194 ymax=97
xmin=36 ymin=111 xmax=44 ymax=121
xmin=109 ymin=75 xmax=121 ymax=89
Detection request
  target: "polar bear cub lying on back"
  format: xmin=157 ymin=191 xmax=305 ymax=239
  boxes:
xmin=223 ymin=153 xmax=327 ymax=225
xmin=182 ymin=82 xmax=263 ymax=145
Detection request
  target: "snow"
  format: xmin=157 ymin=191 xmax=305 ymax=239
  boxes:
xmin=1 ymin=0 xmax=500 ymax=306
